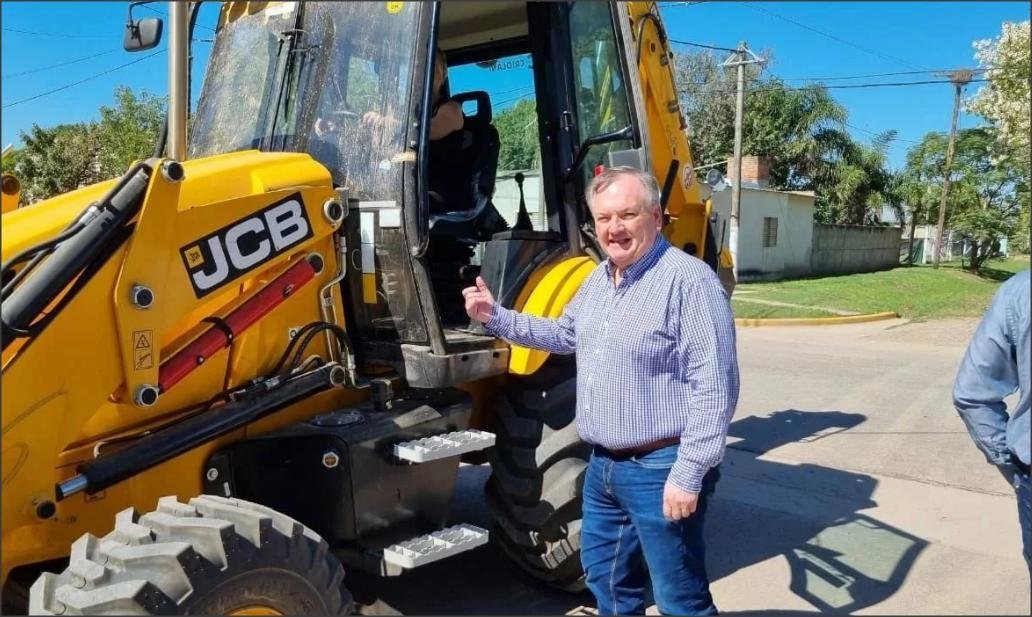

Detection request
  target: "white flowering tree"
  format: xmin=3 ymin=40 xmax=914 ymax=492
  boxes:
xmin=967 ymin=20 xmax=1030 ymax=253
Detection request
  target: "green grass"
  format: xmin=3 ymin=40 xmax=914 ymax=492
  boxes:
xmin=731 ymin=256 xmax=1029 ymax=321
xmin=730 ymin=300 xmax=839 ymax=319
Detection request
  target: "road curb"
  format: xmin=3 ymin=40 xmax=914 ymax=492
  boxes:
xmin=734 ymin=311 xmax=899 ymax=327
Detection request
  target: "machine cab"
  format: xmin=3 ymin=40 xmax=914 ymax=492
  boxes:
xmin=188 ymin=1 xmax=655 ymax=387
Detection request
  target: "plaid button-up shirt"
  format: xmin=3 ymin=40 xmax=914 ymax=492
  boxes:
xmin=486 ymin=236 xmax=739 ymax=492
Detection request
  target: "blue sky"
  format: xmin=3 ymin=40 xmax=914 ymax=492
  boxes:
xmin=2 ymin=1 xmax=1027 ymax=170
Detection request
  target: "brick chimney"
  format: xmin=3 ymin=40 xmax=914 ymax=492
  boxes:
xmin=726 ymin=155 xmax=770 ymax=189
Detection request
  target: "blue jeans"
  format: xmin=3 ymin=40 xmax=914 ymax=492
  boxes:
xmin=1015 ymin=467 xmax=1031 ymax=572
xmin=581 ymin=445 xmax=720 ymax=616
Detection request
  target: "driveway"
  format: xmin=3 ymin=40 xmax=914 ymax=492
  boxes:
xmin=351 ymin=318 xmax=1030 ymax=615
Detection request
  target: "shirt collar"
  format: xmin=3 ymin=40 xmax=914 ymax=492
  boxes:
xmin=605 ymin=235 xmax=669 ymax=285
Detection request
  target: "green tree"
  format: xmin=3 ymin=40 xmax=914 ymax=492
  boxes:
xmin=904 ymin=128 xmax=1023 ymax=271
xmin=12 ymin=123 xmax=102 ymax=204
xmin=673 ymin=49 xmax=764 ymax=170
xmin=674 ymin=50 xmax=893 ymax=224
xmin=825 ymin=130 xmax=895 ymax=225
xmin=892 ymin=169 xmax=939 ymax=263
xmin=494 ymin=99 xmax=539 ymax=171
xmin=95 ymin=86 xmax=165 ymax=177
xmin=6 ymin=86 xmax=165 ymax=204
xmin=967 ymin=20 xmax=1030 ymax=253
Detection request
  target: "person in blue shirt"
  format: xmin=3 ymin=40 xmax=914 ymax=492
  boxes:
xmin=953 ymin=268 xmax=1030 ymax=570
xmin=463 ymin=166 xmax=739 ymax=615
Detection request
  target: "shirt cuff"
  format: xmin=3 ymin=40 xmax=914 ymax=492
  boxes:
xmin=668 ymin=457 xmax=707 ymax=493
xmin=484 ymin=304 xmax=512 ymax=336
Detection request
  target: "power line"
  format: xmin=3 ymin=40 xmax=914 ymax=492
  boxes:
xmin=776 ymin=66 xmax=1018 ymax=82
xmin=684 ymin=76 xmax=1015 ymax=97
xmin=801 ymin=77 xmax=1002 ymax=90
xmin=2 ymin=27 xmax=109 ymax=39
xmin=3 ymin=51 xmax=164 ymax=109
xmin=669 ymin=39 xmax=737 ymax=53
xmin=678 ymin=68 xmax=1027 ymax=89
xmin=2 ymin=50 xmax=120 ymax=79
xmin=844 ymin=121 xmax=921 ymax=145
xmin=494 ymin=93 xmax=535 ymax=108
xmin=741 ymin=2 xmax=926 ymax=71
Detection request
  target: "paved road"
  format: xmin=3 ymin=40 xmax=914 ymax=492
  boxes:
xmin=352 ymin=318 xmax=1030 ymax=615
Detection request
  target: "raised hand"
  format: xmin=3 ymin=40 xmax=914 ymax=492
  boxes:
xmin=462 ymin=276 xmax=495 ymax=323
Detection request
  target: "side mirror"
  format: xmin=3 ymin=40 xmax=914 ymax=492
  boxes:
xmin=124 ymin=17 xmax=163 ymax=52
xmin=705 ymin=168 xmax=728 ymax=192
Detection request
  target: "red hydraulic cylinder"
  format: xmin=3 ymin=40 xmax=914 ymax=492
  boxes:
xmin=158 ymin=256 xmax=318 ymax=393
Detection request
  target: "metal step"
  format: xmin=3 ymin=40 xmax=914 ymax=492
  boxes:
xmin=382 ymin=524 xmax=489 ymax=569
xmin=393 ymin=429 xmax=495 ymax=463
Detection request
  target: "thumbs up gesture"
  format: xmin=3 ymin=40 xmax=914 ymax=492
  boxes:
xmin=462 ymin=276 xmax=495 ymax=324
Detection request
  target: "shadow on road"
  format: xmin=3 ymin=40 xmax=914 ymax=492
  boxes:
xmin=710 ymin=409 xmax=927 ymax=613
xmin=352 ymin=409 xmax=927 ymax=614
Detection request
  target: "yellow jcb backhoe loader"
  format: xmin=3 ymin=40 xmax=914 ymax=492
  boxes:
xmin=1 ymin=2 xmax=733 ymax=614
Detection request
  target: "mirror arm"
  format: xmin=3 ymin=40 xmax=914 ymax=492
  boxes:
xmin=563 ymin=124 xmax=636 ymax=185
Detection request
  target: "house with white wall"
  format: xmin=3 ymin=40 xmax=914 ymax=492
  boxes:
xmin=705 ymin=156 xmax=816 ymax=281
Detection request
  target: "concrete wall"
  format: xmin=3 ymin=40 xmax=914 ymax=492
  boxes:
xmin=711 ymin=186 xmax=815 ymax=281
xmin=811 ymin=224 xmax=902 ymax=275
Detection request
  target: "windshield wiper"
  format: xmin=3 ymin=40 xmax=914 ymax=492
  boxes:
xmin=261 ymin=4 xmax=307 ymax=151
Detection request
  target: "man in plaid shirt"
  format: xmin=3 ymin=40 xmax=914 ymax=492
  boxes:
xmin=463 ymin=167 xmax=739 ymax=615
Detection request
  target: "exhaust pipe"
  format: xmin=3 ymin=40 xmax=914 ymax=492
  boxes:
xmin=167 ymin=0 xmax=189 ymax=161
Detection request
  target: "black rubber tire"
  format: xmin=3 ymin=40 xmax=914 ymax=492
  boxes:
xmin=486 ymin=355 xmax=588 ymax=592
xmin=29 ymin=495 xmax=352 ymax=615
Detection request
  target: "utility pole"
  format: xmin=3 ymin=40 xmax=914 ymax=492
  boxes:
xmin=932 ymin=69 xmax=973 ymax=269
xmin=722 ymin=43 xmax=765 ymax=280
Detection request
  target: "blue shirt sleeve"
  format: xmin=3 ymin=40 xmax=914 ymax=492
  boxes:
xmin=668 ymin=275 xmax=741 ymax=493
xmin=953 ymin=282 xmax=1019 ymax=466
xmin=483 ymin=287 xmax=582 ymax=355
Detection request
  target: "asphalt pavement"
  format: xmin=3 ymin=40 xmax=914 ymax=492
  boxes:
xmin=351 ymin=317 xmax=1030 ymax=615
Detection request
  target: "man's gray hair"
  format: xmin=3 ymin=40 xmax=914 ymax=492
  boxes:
xmin=584 ymin=166 xmax=662 ymax=214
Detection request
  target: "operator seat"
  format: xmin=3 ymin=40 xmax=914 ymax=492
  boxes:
xmin=427 ymin=90 xmax=508 ymax=240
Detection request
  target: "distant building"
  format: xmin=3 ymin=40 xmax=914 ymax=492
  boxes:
xmin=706 ymin=157 xmax=816 ymax=281
xmin=704 ymin=156 xmax=901 ymax=281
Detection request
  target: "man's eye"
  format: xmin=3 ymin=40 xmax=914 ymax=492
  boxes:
xmin=621 ymin=213 xmax=637 ymax=220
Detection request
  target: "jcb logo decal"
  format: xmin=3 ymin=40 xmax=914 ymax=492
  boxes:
xmin=180 ymin=193 xmax=313 ymax=298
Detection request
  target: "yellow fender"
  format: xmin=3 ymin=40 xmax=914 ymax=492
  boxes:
xmin=509 ymin=256 xmax=596 ymax=375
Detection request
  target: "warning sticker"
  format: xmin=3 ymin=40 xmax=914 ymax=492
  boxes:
xmin=682 ymin=163 xmax=694 ymax=189
xmin=133 ymin=330 xmax=153 ymax=370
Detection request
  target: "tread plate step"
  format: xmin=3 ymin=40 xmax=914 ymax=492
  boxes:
xmin=393 ymin=429 xmax=496 ymax=463
xmin=382 ymin=524 xmax=489 ymax=568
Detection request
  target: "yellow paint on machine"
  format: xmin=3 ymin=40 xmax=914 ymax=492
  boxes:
xmin=362 ymin=273 xmax=377 ymax=304
xmin=508 ymin=256 xmax=596 ymax=375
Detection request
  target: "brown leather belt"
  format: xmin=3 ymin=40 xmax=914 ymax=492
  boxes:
xmin=602 ymin=436 xmax=680 ymax=458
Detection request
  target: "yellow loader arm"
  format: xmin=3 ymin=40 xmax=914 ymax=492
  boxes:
xmin=626 ymin=2 xmax=710 ymax=258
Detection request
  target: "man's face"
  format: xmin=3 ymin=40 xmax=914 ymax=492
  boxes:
xmin=591 ymin=175 xmax=663 ymax=270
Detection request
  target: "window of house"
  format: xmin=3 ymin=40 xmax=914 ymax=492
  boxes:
xmin=763 ymin=217 xmax=778 ymax=248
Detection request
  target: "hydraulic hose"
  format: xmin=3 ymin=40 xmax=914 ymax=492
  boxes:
xmin=1 ymin=162 xmax=151 ymax=349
